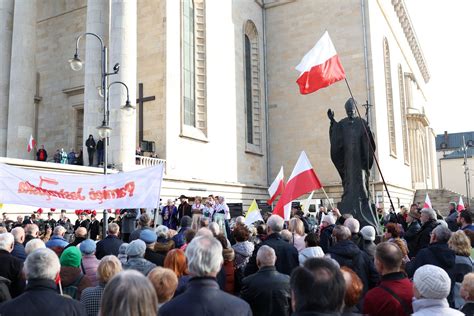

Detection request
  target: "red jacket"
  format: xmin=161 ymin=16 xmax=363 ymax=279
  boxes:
xmin=363 ymin=272 xmax=413 ymax=316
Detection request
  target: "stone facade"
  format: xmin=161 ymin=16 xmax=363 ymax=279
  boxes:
xmin=0 ymin=0 xmax=438 ymax=209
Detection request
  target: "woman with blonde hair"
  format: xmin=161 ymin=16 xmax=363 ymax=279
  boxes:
xmin=100 ymin=270 xmax=158 ymax=316
xmin=288 ymin=217 xmax=306 ymax=252
xmin=448 ymin=230 xmax=474 ymax=308
xmin=460 ymin=273 xmax=474 ymax=314
xmin=81 ymin=255 xmax=122 ymax=316
xmin=148 ymin=267 xmax=178 ymax=310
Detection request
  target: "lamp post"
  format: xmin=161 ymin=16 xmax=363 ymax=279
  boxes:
xmin=462 ymin=136 xmax=472 ymax=203
xmin=69 ymin=32 xmax=134 ymax=239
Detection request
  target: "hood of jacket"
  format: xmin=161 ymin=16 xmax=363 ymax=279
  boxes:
xmin=300 ymin=246 xmax=325 ymax=259
xmin=329 ymin=240 xmax=360 ymax=259
xmin=60 ymin=266 xmax=82 ymax=287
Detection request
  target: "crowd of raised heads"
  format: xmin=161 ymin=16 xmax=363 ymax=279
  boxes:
xmin=0 ymin=197 xmax=473 ymax=316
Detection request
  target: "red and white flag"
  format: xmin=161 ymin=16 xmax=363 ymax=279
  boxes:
xmin=423 ymin=193 xmax=432 ymax=209
xmin=27 ymin=135 xmax=36 ymax=153
xmin=273 ymin=151 xmax=322 ymax=220
xmin=458 ymin=196 xmax=465 ymax=211
xmin=295 ymin=31 xmax=346 ymax=95
xmin=267 ymin=166 xmax=284 ymax=205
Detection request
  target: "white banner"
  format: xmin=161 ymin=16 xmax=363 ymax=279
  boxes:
xmin=0 ymin=163 xmax=164 ymax=209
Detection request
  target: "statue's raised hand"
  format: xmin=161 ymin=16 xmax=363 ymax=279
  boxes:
xmin=327 ymin=109 xmax=335 ymax=122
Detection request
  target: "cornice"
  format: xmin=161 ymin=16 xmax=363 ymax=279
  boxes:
xmin=391 ymin=0 xmax=430 ymax=83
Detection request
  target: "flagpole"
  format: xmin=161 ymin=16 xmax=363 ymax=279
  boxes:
xmin=320 ymin=187 xmax=334 ymax=210
xmin=343 ymin=78 xmax=396 ymax=217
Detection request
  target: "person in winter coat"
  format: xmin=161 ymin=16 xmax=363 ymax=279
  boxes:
xmin=460 ymin=273 xmax=474 ymax=315
xmin=96 ymin=137 xmax=104 ymax=166
xmin=319 ymin=212 xmax=336 ymax=253
xmin=0 ymin=248 xmax=86 ymax=316
xmin=0 ymin=233 xmax=25 ymax=298
xmin=344 ymin=217 xmax=364 ymax=250
xmin=412 ymin=265 xmax=464 ymax=316
xmin=241 ymin=245 xmax=291 ymax=316
xmin=67 ymin=148 xmax=76 ymax=164
xmin=172 ymin=216 xmax=192 ymax=249
xmin=59 ymin=246 xmax=92 ymax=300
xmin=85 ymin=135 xmax=96 ymax=166
xmin=288 ymin=218 xmax=306 ymax=252
xmin=405 ymin=209 xmax=421 ymax=257
xmin=120 ymin=208 xmax=138 ymax=242
xmin=161 ymin=199 xmax=179 ymax=230
xmin=45 ymin=226 xmax=69 ymax=257
xmin=122 ymin=240 xmax=156 ymax=276
xmin=326 ymin=225 xmax=379 ymax=294
xmin=79 ymin=239 xmax=100 ymax=287
xmin=95 ymin=223 xmax=123 ymax=259
xmin=359 ymin=225 xmax=377 ymax=261
xmin=298 ymin=232 xmax=324 ymax=266
xmin=154 ymin=225 xmax=175 ymax=255
xmin=412 ymin=208 xmax=439 ymax=257
xmin=88 ymin=214 xmax=100 ymax=241
xmin=445 ymin=202 xmax=459 ymax=232
xmin=232 ymin=225 xmax=254 ymax=270
xmin=36 ymin=145 xmax=48 ymax=162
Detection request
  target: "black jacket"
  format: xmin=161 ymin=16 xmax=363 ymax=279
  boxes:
xmin=241 ymin=266 xmax=291 ymax=316
xmin=95 ymin=235 xmax=123 ymax=259
xmin=404 ymin=220 xmax=421 ymax=257
xmin=144 ymin=248 xmax=165 ymax=266
xmin=406 ymin=242 xmax=456 ymax=278
xmin=412 ymin=219 xmax=438 ymax=257
xmin=327 ymin=240 xmax=379 ymax=293
xmin=0 ymin=279 xmax=86 ymax=316
xmin=159 ymin=277 xmax=252 ymax=316
xmin=85 ymin=138 xmax=96 ymax=151
xmin=0 ymin=250 xmax=24 ymax=298
xmin=320 ymin=224 xmax=335 ymax=253
xmin=88 ymin=219 xmax=100 ymax=240
xmin=244 ymin=233 xmax=299 ymax=276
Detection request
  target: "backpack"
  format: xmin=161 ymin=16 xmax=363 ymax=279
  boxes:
xmin=62 ymin=273 xmax=84 ymax=300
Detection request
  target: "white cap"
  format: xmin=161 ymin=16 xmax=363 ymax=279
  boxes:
xmin=360 ymin=226 xmax=376 ymax=241
xmin=414 ymin=265 xmax=451 ymax=299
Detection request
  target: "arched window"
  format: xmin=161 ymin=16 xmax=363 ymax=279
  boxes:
xmin=244 ymin=20 xmax=261 ymax=148
xmin=181 ymin=0 xmax=207 ymax=135
xmin=384 ymin=38 xmax=397 ymax=157
xmin=398 ymin=65 xmax=409 ymax=164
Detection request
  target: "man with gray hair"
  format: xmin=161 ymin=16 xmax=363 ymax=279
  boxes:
xmin=159 ymin=236 xmax=251 ymax=316
xmin=0 ymin=248 xmax=86 ymax=315
xmin=11 ymin=227 xmax=26 ymax=262
xmin=45 ymin=225 xmax=69 ymax=256
xmin=412 ymin=208 xmax=439 ymax=256
xmin=0 ymin=233 xmax=25 ymax=297
xmin=129 ymin=213 xmax=153 ymax=242
xmin=241 ymin=245 xmax=291 ymax=316
xmin=95 ymin=222 xmax=123 ymax=259
xmin=245 ymin=215 xmax=299 ymax=276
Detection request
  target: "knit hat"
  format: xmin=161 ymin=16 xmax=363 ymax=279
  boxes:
xmin=126 ymin=239 xmax=146 ymax=257
xmin=119 ymin=243 xmax=129 ymax=255
xmin=413 ymin=264 xmax=451 ymax=299
xmin=60 ymin=246 xmax=82 ymax=268
xmin=321 ymin=213 xmax=335 ymax=226
xmin=360 ymin=226 xmax=376 ymax=241
xmin=140 ymin=229 xmax=156 ymax=244
xmin=180 ymin=215 xmax=192 ymax=228
xmin=79 ymin=239 xmax=96 ymax=255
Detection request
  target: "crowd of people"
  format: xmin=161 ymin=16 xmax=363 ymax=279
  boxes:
xmin=0 ymin=196 xmax=472 ymax=316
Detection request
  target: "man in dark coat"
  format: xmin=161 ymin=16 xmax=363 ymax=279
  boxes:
xmin=121 ymin=208 xmax=138 ymax=242
xmin=411 ymin=208 xmax=439 ymax=257
xmin=319 ymin=213 xmax=336 ymax=253
xmin=0 ymin=248 xmax=86 ymax=316
xmin=0 ymin=233 xmax=25 ymax=298
xmin=88 ymin=214 xmax=100 ymax=240
xmin=140 ymin=230 xmax=165 ymax=267
xmin=445 ymin=202 xmax=459 ymax=232
xmin=95 ymin=223 xmax=123 ymax=259
xmin=159 ymin=236 xmax=251 ymax=316
xmin=85 ymin=134 xmax=96 ymax=166
xmin=241 ymin=245 xmax=291 ymax=316
xmin=172 ymin=216 xmax=192 ymax=249
xmin=245 ymin=215 xmax=299 ymax=277
xmin=65 ymin=227 xmax=88 ymax=250
xmin=405 ymin=209 xmax=421 ymax=257
xmin=10 ymin=227 xmax=26 ymax=262
xmin=96 ymin=137 xmax=104 ymax=166
xmin=177 ymin=195 xmax=192 ymax=220
xmin=326 ymin=225 xmax=379 ymax=294
xmin=74 ymin=212 xmax=90 ymax=231
xmin=129 ymin=213 xmax=153 ymax=242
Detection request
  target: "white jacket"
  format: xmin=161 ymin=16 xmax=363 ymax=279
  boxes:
xmin=412 ymin=298 xmax=464 ymax=316
xmin=298 ymin=246 xmax=324 ymax=266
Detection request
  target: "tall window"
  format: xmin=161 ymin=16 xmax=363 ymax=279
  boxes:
xmin=383 ymin=38 xmax=397 ymax=157
xmin=398 ymin=65 xmax=409 ymax=164
xmin=181 ymin=0 xmax=207 ymax=135
xmin=244 ymin=21 xmax=261 ymax=149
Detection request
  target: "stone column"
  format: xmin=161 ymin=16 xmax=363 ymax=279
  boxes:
xmin=6 ymin=0 xmax=37 ymax=159
xmin=109 ymin=0 xmax=137 ymax=170
xmin=0 ymin=0 xmax=14 ymax=156
xmin=83 ymin=0 xmax=110 ymax=166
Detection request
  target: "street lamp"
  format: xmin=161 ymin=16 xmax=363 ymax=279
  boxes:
xmin=462 ymin=136 xmax=472 ymax=203
xmin=69 ymin=32 xmax=132 ymax=239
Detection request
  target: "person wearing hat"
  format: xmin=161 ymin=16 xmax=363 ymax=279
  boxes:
xmin=59 ymin=246 xmax=92 ymax=300
xmin=123 ymin=239 xmax=156 ymax=276
xmin=445 ymin=202 xmax=459 ymax=232
xmin=88 ymin=213 xmax=100 ymax=241
xmin=177 ymin=195 xmax=192 ymax=220
xmin=359 ymin=225 xmax=377 ymax=261
xmin=141 ymin=230 xmax=165 ymax=266
xmin=172 ymin=216 xmax=192 ymax=249
xmin=412 ymin=265 xmax=464 ymax=315
xmin=405 ymin=208 xmax=421 ymax=257
xmin=161 ymin=199 xmax=179 ymax=230
xmin=80 ymin=239 xmax=100 ymax=286
xmin=319 ymin=212 xmax=336 ymax=253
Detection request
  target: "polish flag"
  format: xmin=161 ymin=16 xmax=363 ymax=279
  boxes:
xmin=423 ymin=193 xmax=432 ymax=209
xmin=267 ymin=166 xmax=284 ymax=205
xmin=273 ymin=151 xmax=322 ymax=220
xmin=458 ymin=196 xmax=465 ymax=212
xmin=296 ymin=31 xmax=346 ymax=95
xmin=27 ymin=135 xmax=36 ymax=153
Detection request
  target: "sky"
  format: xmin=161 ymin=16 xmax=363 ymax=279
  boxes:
xmin=405 ymin=0 xmax=474 ymax=135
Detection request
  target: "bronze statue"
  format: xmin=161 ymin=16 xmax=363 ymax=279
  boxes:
xmin=328 ymin=98 xmax=377 ymax=226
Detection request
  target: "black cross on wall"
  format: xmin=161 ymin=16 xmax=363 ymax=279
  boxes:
xmin=136 ymin=83 xmax=156 ymax=144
